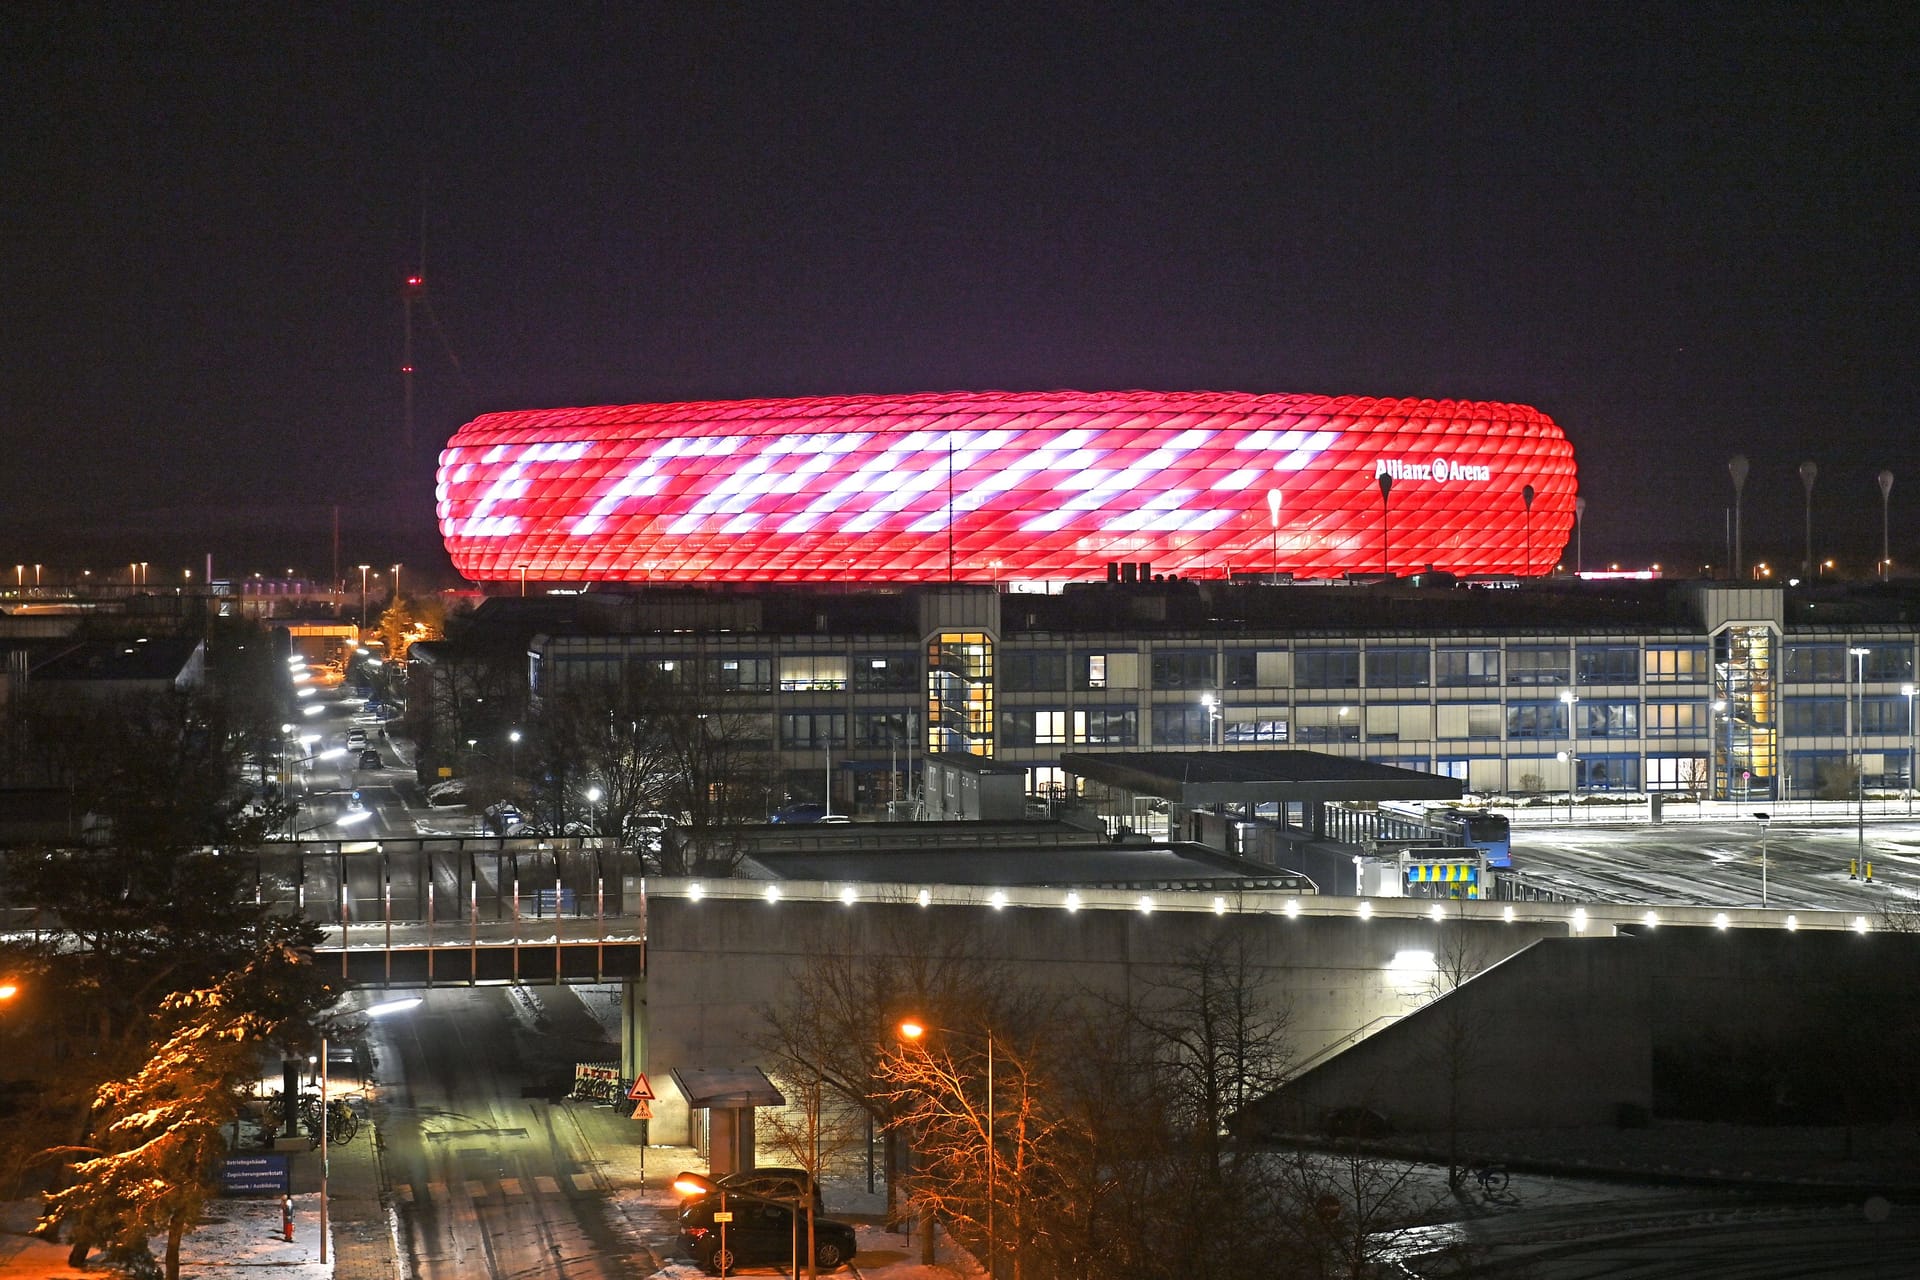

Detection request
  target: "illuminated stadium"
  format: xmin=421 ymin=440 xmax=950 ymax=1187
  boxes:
xmin=436 ymin=391 xmax=1577 ymax=583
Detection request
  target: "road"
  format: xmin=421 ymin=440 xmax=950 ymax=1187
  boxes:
xmin=1510 ymin=816 xmax=1920 ymax=912
xmin=280 ymin=683 xmax=483 ymax=841
xmin=1385 ymin=1173 xmax=1920 ymax=1277
xmin=369 ymin=985 xmax=664 ymax=1280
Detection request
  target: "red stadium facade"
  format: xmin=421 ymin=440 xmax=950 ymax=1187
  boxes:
xmin=437 ymin=391 xmax=1577 ymax=583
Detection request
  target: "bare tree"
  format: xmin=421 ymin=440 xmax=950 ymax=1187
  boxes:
xmin=1269 ymin=1149 xmax=1440 ymax=1280
xmin=1125 ymin=921 xmax=1296 ymax=1170
xmin=529 ymin=668 xmax=779 ymax=868
xmin=878 ymin=1016 xmax=1072 ymax=1280
xmin=759 ymin=1068 xmax=875 ymax=1279
xmin=758 ymin=907 xmax=1034 ymax=1261
xmin=1417 ymin=919 xmax=1495 ymax=1191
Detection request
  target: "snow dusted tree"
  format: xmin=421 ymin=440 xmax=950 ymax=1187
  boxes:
xmin=39 ymin=931 xmax=329 ymax=1280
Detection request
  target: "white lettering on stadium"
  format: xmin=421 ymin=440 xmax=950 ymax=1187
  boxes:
xmin=1374 ymin=457 xmax=1492 ymax=483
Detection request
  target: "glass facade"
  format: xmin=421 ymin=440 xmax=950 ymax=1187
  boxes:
xmin=529 ymin=607 xmax=1920 ymax=811
xmin=1713 ymin=624 xmax=1777 ymax=801
xmin=928 ymin=632 xmax=994 ymax=757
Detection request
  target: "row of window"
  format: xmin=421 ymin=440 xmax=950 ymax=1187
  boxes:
xmin=548 ymin=640 xmax=1919 ymax=699
xmin=996 ymin=696 xmax=1920 ymax=749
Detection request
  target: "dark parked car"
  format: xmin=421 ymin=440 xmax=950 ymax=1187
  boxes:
xmin=680 ymin=1194 xmax=855 ymax=1274
xmin=717 ymin=1167 xmax=823 ymax=1214
xmin=358 ymin=749 xmax=383 ymax=769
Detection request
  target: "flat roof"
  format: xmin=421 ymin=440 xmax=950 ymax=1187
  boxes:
xmin=753 ymin=842 xmax=1296 ymax=888
xmin=1060 ymin=750 xmax=1463 ymax=807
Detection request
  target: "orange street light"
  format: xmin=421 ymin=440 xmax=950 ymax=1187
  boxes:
xmin=898 ymin=1019 xmax=994 ymax=1276
xmin=673 ymin=1172 xmax=718 ymax=1198
xmin=0 ymin=982 xmax=18 ymax=1001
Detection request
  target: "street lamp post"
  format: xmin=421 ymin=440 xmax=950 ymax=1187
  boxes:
xmin=1559 ymin=689 xmax=1578 ymax=822
xmin=1523 ymin=483 xmax=1536 ymax=575
xmin=1266 ymin=489 xmax=1282 ymax=576
xmin=1728 ymin=455 xmax=1749 ymax=580
xmin=508 ymin=729 xmax=522 ymax=788
xmin=1200 ymin=692 xmax=1221 ymax=747
xmin=357 ymin=564 xmax=370 ymax=629
xmin=1850 ymin=646 xmax=1870 ymax=877
xmin=1377 ymin=473 xmax=1392 ymax=576
xmin=1904 ymin=682 xmax=1916 ymax=817
xmin=585 ymin=785 xmax=603 ymax=835
xmin=1879 ymin=470 xmax=1895 ymax=581
xmin=1799 ymin=461 xmax=1817 ymax=579
xmin=899 ymin=1020 xmax=993 ymax=1279
xmin=1754 ymin=811 xmax=1771 ymax=907
xmin=1573 ymin=495 xmax=1586 ymax=575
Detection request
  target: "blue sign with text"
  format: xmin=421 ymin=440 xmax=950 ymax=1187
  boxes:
xmin=221 ymin=1154 xmax=290 ymax=1196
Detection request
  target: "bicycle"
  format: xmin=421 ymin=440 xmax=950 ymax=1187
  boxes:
xmin=304 ymin=1096 xmax=363 ymax=1147
xmin=1467 ymin=1162 xmax=1510 ymax=1195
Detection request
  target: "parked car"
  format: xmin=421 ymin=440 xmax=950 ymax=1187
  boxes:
xmin=716 ymin=1167 xmax=823 ymax=1214
xmin=483 ymin=801 xmax=525 ymax=834
xmin=426 ymin=779 xmax=471 ymax=807
xmin=358 ymin=749 xmax=383 ymax=769
xmin=770 ymin=803 xmax=826 ymax=824
xmin=346 ymin=728 xmax=368 ymax=749
xmin=679 ymin=1194 xmax=855 ymax=1274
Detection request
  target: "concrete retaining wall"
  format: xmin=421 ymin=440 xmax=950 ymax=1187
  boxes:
xmin=639 ymin=894 xmax=1560 ymax=1142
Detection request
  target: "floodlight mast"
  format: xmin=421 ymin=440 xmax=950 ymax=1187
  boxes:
xmin=1879 ymin=470 xmax=1895 ymax=580
xmin=1798 ymin=461 xmax=1818 ymax=579
xmin=1728 ymin=455 xmax=1750 ymax=580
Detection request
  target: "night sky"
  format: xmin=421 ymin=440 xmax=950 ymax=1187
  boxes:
xmin=5 ymin=2 xmax=1917 ymax=582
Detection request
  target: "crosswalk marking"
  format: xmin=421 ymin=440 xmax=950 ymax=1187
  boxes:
xmin=535 ymin=1176 xmax=560 ymax=1195
xmin=570 ymin=1173 xmax=597 ymax=1193
xmin=499 ymin=1178 xmax=523 ymax=1197
xmin=466 ymin=1180 xmax=488 ymax=1199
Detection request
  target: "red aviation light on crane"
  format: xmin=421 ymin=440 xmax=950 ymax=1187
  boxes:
xmin=405 ymin=274 xmax=424 ymax=288
xmin=436 ymin=390 xmax=1578 ymax=584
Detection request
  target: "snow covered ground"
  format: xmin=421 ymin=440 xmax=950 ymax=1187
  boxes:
xmin=0 ymin=1192 xmax=332 ymax=1280
xmin=1 ymin=1188 xmax=975 ymax=1280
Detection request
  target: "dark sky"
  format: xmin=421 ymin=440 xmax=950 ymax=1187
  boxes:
xmin=4 ymin=2 xmax=1917 ymax=580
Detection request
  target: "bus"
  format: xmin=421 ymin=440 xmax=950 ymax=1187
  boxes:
xmin=1377 ymin=802 xmax=1513 ymax=869
xmin=1425 ymin=808 xmax=1513 ymax=869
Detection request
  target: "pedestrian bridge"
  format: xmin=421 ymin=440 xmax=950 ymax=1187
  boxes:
xmin=3 ymin=835 xmax=1885 ymax=991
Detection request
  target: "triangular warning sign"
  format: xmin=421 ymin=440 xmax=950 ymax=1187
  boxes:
xmin=628 ymin=1073 xmax=654 ymax=1101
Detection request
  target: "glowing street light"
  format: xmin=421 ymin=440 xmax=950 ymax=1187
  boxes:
xmin=899 ymin=1019 xmax=994 ymax=1277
